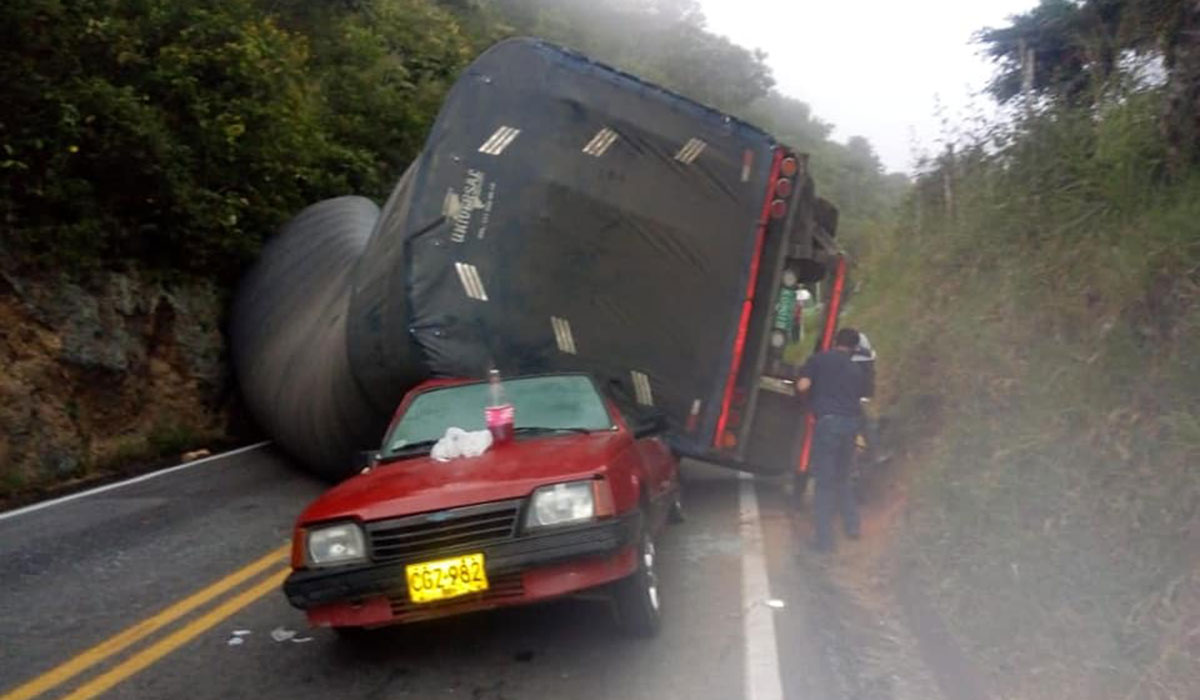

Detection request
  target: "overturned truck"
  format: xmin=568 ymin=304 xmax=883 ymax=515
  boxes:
xmin=232 ymin=38 xmax=838 ymax=481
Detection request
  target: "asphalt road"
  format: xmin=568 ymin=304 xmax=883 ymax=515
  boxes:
xmin=0 ymin=445 xmax=943 ymax=700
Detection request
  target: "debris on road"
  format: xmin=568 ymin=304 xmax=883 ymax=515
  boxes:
xmin=181 ymin=449 xmax=212 ymax=463
xmin=270 ymin=627 xmax=297 ymax=643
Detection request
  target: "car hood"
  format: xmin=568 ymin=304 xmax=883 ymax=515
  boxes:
xmin=299 ymin=431 xmax=628 ymax=524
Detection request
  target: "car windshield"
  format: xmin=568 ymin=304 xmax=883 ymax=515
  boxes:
xmin=380 ymin=375 xmax=613 ymax=456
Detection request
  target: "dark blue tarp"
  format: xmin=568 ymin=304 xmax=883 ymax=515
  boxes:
xmin=232 ymin=38 xmax=823 ymax=479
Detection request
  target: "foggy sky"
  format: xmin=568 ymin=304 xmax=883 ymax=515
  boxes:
xmin=699 ymin=0 xmax=1038 ymax=173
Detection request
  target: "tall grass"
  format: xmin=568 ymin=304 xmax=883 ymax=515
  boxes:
xmin=849 ymin=89 xmax=1200 ymax=699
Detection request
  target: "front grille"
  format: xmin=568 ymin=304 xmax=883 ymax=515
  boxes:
xmin=365 ymin=499 xmax=522 ymax=563
xmin=388 ymin=572 xmax=526 ymax=619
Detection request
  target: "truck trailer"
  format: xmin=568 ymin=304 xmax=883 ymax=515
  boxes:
xmin=231 ymin=38 xmax=839 ymax=481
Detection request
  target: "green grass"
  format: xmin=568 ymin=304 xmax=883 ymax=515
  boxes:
xmin=848 ymin=93 xmax=1200 ymax=699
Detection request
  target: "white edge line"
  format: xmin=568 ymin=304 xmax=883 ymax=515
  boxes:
xmin=740 ymin=472 xmax=784 ymax=700
xmin=0 ymin=441 xmax=272 ymax=522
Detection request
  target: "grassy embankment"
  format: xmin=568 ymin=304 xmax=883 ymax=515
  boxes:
xmin=847 ymin=92 xmax=1199 ymax=698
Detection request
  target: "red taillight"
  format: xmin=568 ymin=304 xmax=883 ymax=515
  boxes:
xmin=780 ymin=157 xmax=798 ymax=177
xmin=775 ymin=177 xmax=793 ymax=198
xmin=770 ymin=199 xmax=788 ymax=219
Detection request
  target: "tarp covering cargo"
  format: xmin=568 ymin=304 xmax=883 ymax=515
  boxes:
xmin=232 ymin=38 xmax=823 ymax=480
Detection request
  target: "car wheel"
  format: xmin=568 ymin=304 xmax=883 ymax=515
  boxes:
xmin=613 ymin=531 xmax=662 ymax=637
xmin=668 ymin=487 xmax=685 ymax=524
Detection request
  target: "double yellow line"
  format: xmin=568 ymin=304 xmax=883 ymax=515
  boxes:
xmin=2 ymin=544 xmax=291 ymax=700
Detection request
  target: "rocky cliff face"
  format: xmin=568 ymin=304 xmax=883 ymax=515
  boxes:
xmin=0 ymin=267 xmax=231 ymax=499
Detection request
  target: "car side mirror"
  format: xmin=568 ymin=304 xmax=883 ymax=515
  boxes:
xmin=632 ymin=410 xmax=668 ymax=439
xmin=352 ymin=450 xmax=379 ymax=471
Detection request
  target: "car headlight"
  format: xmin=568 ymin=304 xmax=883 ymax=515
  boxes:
xmin=306 ymin=522 xmax=367 ymax=567
xmin=526 ymin=481 xmax=595 ymax=528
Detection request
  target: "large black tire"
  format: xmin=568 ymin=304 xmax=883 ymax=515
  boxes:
xmin=613 ymin=531 xmax=662 ymax=637
xmin=230 ymin=196 xmax=390 ymax=481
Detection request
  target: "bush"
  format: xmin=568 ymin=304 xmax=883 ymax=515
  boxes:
xmin=849 ymin=86 xmax=1200 ymax=698
xmin=0 ymin=0 xmax=472 ymax=279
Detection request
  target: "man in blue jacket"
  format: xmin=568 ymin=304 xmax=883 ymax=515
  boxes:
xmin=797 ymin=327 xmax=867 ymax=553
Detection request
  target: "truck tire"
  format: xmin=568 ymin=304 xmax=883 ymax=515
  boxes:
xmin=613 ymin=531 xmax=662 ymax=637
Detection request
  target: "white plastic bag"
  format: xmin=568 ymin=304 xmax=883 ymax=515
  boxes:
xmin=430 ymin=427 xmax=494 ymax=462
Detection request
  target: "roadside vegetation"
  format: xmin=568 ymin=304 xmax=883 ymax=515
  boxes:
xmin=848 ymin=1 xmax=1200 ymax=696
xmin=0 ymin=0 xmax=902 ymax=282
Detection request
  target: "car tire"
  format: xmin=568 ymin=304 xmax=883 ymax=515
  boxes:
xmin=613 ymin=531 xmax=662 ymax=637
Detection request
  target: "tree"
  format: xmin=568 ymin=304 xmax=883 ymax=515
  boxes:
xmin=978 ymin=0 xmax=1200 ymax=172
xmin=484 ymin=0 xmax=775 ymax=111
xmin=0 ymin=0 xmax=345 ymax=270
xmin=977 ymin=0 xmax=1119 ymax=105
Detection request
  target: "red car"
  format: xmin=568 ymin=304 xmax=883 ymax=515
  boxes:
xmin=283 ymin=373 xmax=682 ymax=636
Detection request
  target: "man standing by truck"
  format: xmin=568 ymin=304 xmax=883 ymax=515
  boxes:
xmin=797 ymin=328 xmax=867 ymax=552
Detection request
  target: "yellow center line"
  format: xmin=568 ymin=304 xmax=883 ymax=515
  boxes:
xmin=61 ymin=567 xmax=292 ymax=700
xmin=1 ymin=544 xmax=289 ymax=700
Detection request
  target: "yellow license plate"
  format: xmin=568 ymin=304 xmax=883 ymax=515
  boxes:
xmin=405 ymin=553 xmax=489 ymax=603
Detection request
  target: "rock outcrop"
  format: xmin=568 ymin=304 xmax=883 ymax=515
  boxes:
xmin=0 ymin=267 xmax=229 ymax=496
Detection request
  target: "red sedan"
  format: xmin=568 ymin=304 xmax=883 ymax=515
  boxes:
xmin=283 ymin=373 xmax=682 ymax=636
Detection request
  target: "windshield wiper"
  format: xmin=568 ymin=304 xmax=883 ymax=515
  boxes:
xmin=377 ymin=439 xmax=440 ymax=462
xmin=512 ymin=426 xmax=593 ymax=435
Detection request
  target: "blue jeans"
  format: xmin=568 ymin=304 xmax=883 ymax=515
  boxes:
xmin=811 ymin=414 xmax=861 ymax=550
